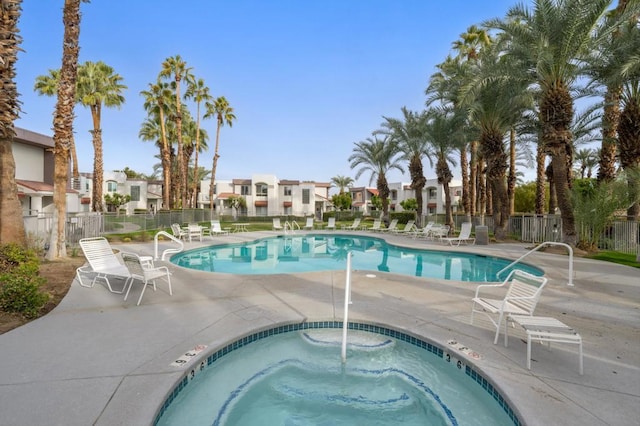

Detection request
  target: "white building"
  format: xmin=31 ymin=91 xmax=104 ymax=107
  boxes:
xmin=350 ymin=179 xmax=462 ymax=216
xmin=199 ymin=175 xmax=332 ymax=218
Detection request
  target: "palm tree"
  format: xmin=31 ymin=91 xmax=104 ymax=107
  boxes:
xmin=205 ymin=96 xmax=236 ymax=215
xmin=349 ymin=135 xmax=403 ymax=222
xmin=180 ymin=110 xmax=209 ymax=206
xmin=575 ymin=148 xmax=597 ymax=179
xmin=47 ymin=0 xmax=84 ymax=260
xmin=379 ymin=107 xmax=430 ymax=226
xmin=33 ymin=69 xmax=80 ymax=189
xmin=184 ymin=77 xmax=212 ymax=208
xmin=424 ymin=108 xmax=465 ymax=230
xmin=330 ymin=175 xmax=354 ymax=194
xmin=140 ymin=80 xmax=174 ymax=210
xmin=160 ymin=55 xmax=193 ymax=208
xmin=77 ymin=61 xmax=126 ymax=212
xmin=487 ymin=0 xmax=619 ymax=246
xmin=0 ymin=0 xmax=26 ymax=245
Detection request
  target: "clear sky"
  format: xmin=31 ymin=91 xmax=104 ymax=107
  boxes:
xmin=15 ymin=0 xmax=525 ymax=188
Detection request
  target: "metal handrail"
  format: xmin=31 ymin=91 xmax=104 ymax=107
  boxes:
xmin=497 ymin=241 xmax=574 ymax=286
xmin=284 ymin=220 xmax=300 ymax=235
xmin=341 ymin=251 xmax=353 ymax=363
xmin=154 ymin=231 xmax=185 ymax=261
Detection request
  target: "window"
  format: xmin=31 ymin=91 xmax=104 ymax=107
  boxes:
xmin=428 ymin=188 xmax=437 ymax=198
xmin=255 ymin=206 xmax=267 ymax=216
xmin=391 ymin=190 xmax=397 ymax=201
xmin=256 ymin=183 xmax=268 ymax=196
xmin=213 ymin=184 xmax=217 ymax=195
xmin=85 ymin=181 xmax=90 ymax=191
xmin=302 ymin=189 xmax=310 ymax=204
xmin=241 ymin=185 xmax=250 ymax=195
xmin=130 ymin=185 xmax=140 ymax=201
xmin=428 ymin=206 xmax=436 ymax=215
xmin=107 ymin=181 xmax=117 ymax=192
xmin=284 ymin=186 xmax=292 ymax=196
xmin=454 ymin=189 xmax=462 ymax=197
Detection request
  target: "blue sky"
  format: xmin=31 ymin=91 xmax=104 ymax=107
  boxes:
xmin=15 ymin=0 xmax=525 ymax=188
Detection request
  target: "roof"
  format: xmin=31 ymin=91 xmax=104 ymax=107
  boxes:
xmin=216 ymin=192 xmax=235 ymax=200
xmin=367 ymin=188 xmax=379 ymax=196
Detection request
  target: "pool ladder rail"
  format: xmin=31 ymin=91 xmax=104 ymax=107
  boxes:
xmin=154 ymin=230 xmax=185 ymax=261
xmin=283 ymin=220 xmax=301 ymax=235
xmin=496 ymin=241 xmax=574 ymax=286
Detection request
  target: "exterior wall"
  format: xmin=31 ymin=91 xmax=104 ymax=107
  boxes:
xmin=13 ymin=143 xmax=45 ymax=181
xmin=199 ymin=175 xmax=331 ymax=217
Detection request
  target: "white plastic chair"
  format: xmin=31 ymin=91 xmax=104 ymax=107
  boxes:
xmin=325 ymin=217 xmax=336 ymax=230
xmin=303 ymin=217 xmax=315 ymax=230
xmin=171 ymin=223 xmax=188 ymax=241
xmin=209 ymin=220 xmax=229 ymax=236
xmin=441 ymin=222 xmax=475 ymax=246
xmin=273 ymin=218 xmax=283 ymax=231
xmin=380 ymin=219 xmax=398 ymax=233
xmin=121 ymin=252 xmax=172 ymax=306
xmin=393 ymin=220 xmax=415 ymax=234
xmin=367 ymin=219 xmax=382 ymax=231
xmin=342 ymin=218 xmax=362 ymax=230
xmin=76 ymin=237 xmax=130 ymax=293
xmin=187 ymin=223 xmax=202 ymax=242
xmin=471 ymin=269 xmax=548 ymax=345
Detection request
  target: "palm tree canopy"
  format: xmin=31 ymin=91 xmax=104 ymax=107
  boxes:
xmin=348 ymin=135 xmax=403 ymax=186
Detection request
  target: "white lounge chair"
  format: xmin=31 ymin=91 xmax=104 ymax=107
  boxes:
xmin=342 ymin=218 xmax=362 ymax=230
xmin=366 ymin=219 xmax=382 ymax=231
xmin=410 ymin=221 xmax=434 ymax=239
xmin=206 ymin=219 xmax=229 ymax=236
xmin=380 ymin=219 xmax=398 ymax=233
xmin=471 ymin=269 xmax=548 ymax=345
xmin=441 ymin=222 xmax=475 ymax=246
xmin=76 ymin=237 xmax=130 ymax=293
xmin=393 ymin=219 xmax=415 ymax=235
xmin=273 ymin=218 xmax=283 ymax=231
xmin=121 ymin=252 xmax=172 ymax=306
xmin=325 ymin=217 xmax=336 ymax=230
xmin=171 ymin=223 xmax=188 ymax=241
xmin=303 ymin=217 xmax=315 ymax=230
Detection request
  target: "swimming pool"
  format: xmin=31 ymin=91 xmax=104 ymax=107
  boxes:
xmin=154 ymin=323 xmax=520 ymax=425
xmin=171 ymin=234 xmax=542 ymax=282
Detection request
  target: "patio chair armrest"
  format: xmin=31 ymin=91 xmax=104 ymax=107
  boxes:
xmin=474 ymin=282 xmax=506 ymax=298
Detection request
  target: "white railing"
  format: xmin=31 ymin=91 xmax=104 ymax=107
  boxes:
xmin=154 ymin=231 xmax=184 ymax=261
xmin=341 ymin=251 xmax=353 ymax=363
xmin=284 ymin=220 xmax=300 ymax=235
xmin=497 ymin=241 xmax=574 ymax=287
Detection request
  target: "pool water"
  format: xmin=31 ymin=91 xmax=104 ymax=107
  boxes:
xmin=171 ymin=234 xmax=542 ymax=282
xmin=156 ymin=329 xmax=516 ymax=426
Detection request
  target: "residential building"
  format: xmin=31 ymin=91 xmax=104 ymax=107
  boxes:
xmin=14 ymin=127 xmax=80 ymax=217
xmin=199 ymin=175 xmax=332 ymax=218
xmin=350 ymin=179 xmax=462 ymax=216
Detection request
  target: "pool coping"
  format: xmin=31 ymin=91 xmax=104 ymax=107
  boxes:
xmin=154 ymin=320 xmax=523 ymax=426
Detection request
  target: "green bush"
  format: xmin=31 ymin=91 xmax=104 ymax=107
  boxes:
xmin=389 ymin=211 xmax=417 ymax=224
xmin=0 ymin=244 xmax=49 ymax=318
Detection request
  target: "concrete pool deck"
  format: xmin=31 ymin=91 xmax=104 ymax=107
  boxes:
xmin=0 ymin=231 xmax=638 ymax=425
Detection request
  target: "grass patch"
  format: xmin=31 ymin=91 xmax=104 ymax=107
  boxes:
xmin=587 ymin=251 xmax=640 ymax=268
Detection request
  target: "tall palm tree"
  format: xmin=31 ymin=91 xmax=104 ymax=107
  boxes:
xmin=574 ymin=148 xmax=597 ymax=179
xmin=330 ymin=175 xmax=354 ymax=194
xmin=140 ymin=80 xmax=174 ymax=210
xmin=33 ymin=69 xmax=80 ymax=188
xmin=349 ymin=135 xmax=404 ymax=222
xmin=47 ymin=0 xmax=84 ymax=260
xmin=595 ymin=0 xmax=633 ymax=182
xmin=205 ymin=96 xmax=236 ymax=215
xmin=487 ymin=0 xmax=619 ymax=246
xmin=379 ymin=108 xmax=430 ymax=226
xmin=424 ymin=108 xmax=465 ymax=230
xmin=180 ymin=110 xmax=209 ymax=207
xmin=76 ymin=61 xmax=126 ymax=212
xmin=184 ymin=77 xmax=212 ymax=208
xmin=0 ymin=0 xmax=26 ymax=245
xmin=160 ymin=55 xmax=193 ymax=208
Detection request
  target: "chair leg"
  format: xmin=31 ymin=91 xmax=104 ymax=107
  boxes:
xmin=124 ymin=277 xmax=135 ymax=301
xmin=137 ymin=280 xmax=149 ymax=306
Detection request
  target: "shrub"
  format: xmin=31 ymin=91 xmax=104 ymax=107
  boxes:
xmin=0 ymin=244 xmax=49 ymax=318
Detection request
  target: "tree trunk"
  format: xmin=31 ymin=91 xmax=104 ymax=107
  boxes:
xmin=546 ymin=163 xmax=557 ymax=214
xmin=618 ymin=96 xmax=640 ymax=221
xmin=47 ymin=0 xmax=81 ymax=260
xmin=90 ymin=104 xmax=103 ymax=212
xmin=508 ymin=128 xmax=516 ymax=215
xmin=0 ymin=0 xmax=26 ymax=246
xmin=460 ymin=145 xmax=470 ymax=221
xmin=535 ymin=140 xmax=546 ymax=214
xmin=409 ymin=154 xmax=426 ymax=227
xmin=480 ymin=129 xmax=509 ymax=240
xmin=209 ymin=120 xmax=222 ymax=216
xmin=469 ymin=140 xmax=477 ymax=218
